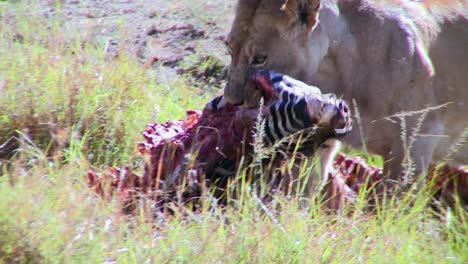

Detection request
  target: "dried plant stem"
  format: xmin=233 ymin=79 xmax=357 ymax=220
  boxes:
xmin=352 ymin=99 xmax=367 ymax=153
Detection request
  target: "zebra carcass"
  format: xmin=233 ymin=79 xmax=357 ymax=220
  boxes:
xmin=87 ymin=70 xmax=353 ymax=210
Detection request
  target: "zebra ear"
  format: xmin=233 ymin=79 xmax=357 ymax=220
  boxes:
xmin=281 ymin=0 xmax=321 ymax=32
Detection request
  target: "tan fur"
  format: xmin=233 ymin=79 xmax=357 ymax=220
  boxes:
xmin=224 ymin=0 xmax=468 ymax=178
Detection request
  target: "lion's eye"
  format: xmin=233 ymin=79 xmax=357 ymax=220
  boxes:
xmin=252 ymin=55 xmax=267 ymax=67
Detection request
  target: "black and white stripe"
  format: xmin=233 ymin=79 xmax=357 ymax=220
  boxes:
xmin=264 ymin=74 xmax=318 ymax=146
xmin=206 ymin=95 xmax=227 ymax=111
xmin=205 ymin=72 xmax=350 ymax=150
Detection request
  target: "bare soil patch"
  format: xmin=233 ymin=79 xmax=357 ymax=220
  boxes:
xmin=37 ymin=0 xmax=233 ymax=86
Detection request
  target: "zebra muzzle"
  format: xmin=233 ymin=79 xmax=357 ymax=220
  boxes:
xmin=332 ymin=101 xmax=352 ymax=136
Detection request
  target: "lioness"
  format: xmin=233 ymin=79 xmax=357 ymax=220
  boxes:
xmin=224 ymin=0 xmax=468 ymax=179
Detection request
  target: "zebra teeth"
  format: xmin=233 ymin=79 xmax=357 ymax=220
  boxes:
xmin=334 ymin=127 xmax=349 ymax=135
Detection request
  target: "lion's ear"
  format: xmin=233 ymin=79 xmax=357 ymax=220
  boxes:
xmin=281 ymin=0 xmax=321 ymax=32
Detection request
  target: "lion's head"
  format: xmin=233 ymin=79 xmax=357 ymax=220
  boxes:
xmin=224 ymin=0 xmax=321 ymax=106
xmin=223 ymin=0 xmax=468 ymax=178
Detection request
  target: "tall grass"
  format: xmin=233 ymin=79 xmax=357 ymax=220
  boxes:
xmin=0 ymin=1 xmax=466 ymax=263
xmin=1 ymin=147 xmax=466 ymax=262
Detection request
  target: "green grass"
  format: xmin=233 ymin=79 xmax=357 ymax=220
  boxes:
xmin=1 ymin=160 xmax=466 ymax=263
xmin=0 ymin=1 xmax=466 ymax=263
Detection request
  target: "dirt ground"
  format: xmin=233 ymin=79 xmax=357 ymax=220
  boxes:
xmin=38 ymin=0 xmax=234 ymax=88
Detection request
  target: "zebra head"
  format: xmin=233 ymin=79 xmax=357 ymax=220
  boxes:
xmin=251 ymin=69 xmax=352 ymax=143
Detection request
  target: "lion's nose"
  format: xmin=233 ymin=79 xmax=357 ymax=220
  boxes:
xmin=223 ymin=81 xmax=245 ymax=106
